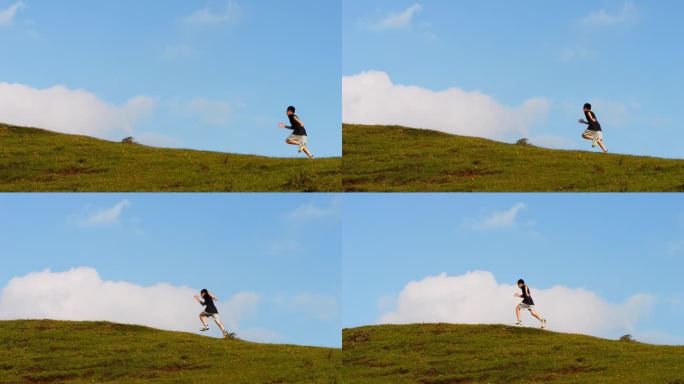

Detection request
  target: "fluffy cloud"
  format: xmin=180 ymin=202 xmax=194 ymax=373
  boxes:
xmin=0 ymin=82 xmax=155 ymax=139
xmin=184 ymin=1 xmax=240 ymax=27
xmin=367 ymin=4 xmax=423 ymax=30
xmin=580 ymin=2 xmax=637 ymax=27
xmin=379 ymin=271 xmax=655 ymax=339
xmin=0 ymin=1 xmax=24 ymax=27
xmin=0 ymin=267 xmax=261 ymax=338
xmin=463 ymin=203 xmax=527 ymax=231
xmin=69 ymin=199 xmax=132 ymax=228
xmin=343 ymin=71 xmax=550 ymax=141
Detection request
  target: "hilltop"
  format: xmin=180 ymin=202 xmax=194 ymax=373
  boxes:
xmin=0 ymin=123 xmax=340 ymax=192
xmin=342 ymin=323 xmax=684 ymax=383
xmin=343 ymin=124 xmax=684 ymax=192
xmin=0 ymin=320 xmax=340 ymax=383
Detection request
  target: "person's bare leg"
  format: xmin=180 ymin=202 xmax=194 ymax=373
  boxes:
xmin=213 ymin=318 xmax=227 ymax=334
xmin=530 ymin=309 xmax=543 ymax=321
xmin=199 ymin=314 xmax=208 ymax=327
xmin=582 ymin=134 xmax=594 ymax=141
xmin=286 ymin=139 xmax=299 ymax=146
xmin=302 ymin=146 xmax=314 ymax=159
xmin=515 ymin=306 xmax=521 ymax=322
xmin=597 ymin=139 xmax=608 ymax=153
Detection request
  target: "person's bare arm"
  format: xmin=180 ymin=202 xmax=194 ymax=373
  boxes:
xmin=278 ymin=123 xmax=292 ymax=129
xmin=209 ymin=292 xmax=219 ymax=301
xmin=525 ymin=286 xmax=531 ymax=297
xmin=293 ymin=116 xmax=305 ymax=128
xmin=194 ymin=295 xmax=204 ymax=305
xmin=588 ymin=112 xmax=597 ymax=123
xmin=578 ymin=118 xmax=589 ymax=125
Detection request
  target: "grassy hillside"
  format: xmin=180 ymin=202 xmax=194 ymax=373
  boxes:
xmin=343 ymin=124 xmax=684 ymax=192
xmin=0 ymin=124 xmax=340 ymax=192
xmin=343 ymin=323 xmax=684 ymax=383
xmin=0 ymin=320 xmax=340 ymax=384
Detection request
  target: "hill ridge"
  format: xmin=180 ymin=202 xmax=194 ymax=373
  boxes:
xmin=0 ymin=319 xmax=340 ymax=383
xmin=0 ymin=123 xmax=341 ymax=192
xmin=343 ymin=124 xmax=684 ymax=192
xmin=342 ymin=323 xmax=684 ymax=383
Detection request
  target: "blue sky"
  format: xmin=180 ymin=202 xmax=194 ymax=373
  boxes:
xmin=343 ymin=194 xmax=684 ymax=345
xmin=343 ymin=0 xmax=684 ymax=158
xmin=0 ymin=193 xmax=341 ymax=348
xmin=0 ymin=0 xmax=341 ymax=157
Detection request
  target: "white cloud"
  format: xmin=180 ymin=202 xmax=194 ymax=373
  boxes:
xmin=0 ymin=268 xmax=261 ymax=338
xmin=70 ymin=199 xmax=131 ymax=228
xmin=288 ymin=197 xmax=340 ymax=221
xmin=379 ymin=271 xmax=655 ymax=340
xmin=367 ymin=3 xmax=423 ymax=30
xmin=184 ymin=1 xmax=240 ymax=27
xmin=463 ymin=203 xmax=527 ymax=231
xmin=343 ymin=71 xmax=550 ymax=141
xmin=0 ymin=1 xmax=24 ymax=27
xmin=186 ymin=98 xmax=233 ymax=126
xmin=0 ymin=82 xmax=155 ymax=139
xmin=580 ymin=2 xmax=638 ymax=27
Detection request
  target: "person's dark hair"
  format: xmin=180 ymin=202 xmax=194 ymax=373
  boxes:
xmin=583 ymin=103 xmax=592 ymax=110
xmin=200 ymin=289 xmax=208 ymax=296
xmin=287 ymin=106 xmax=296 ymax=113
xmin=517 ymin=279 xmax=525 ymax=285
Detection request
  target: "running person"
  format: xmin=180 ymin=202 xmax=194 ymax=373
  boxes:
xmin=194 ymin=289 xmax=235 ymax=339
xmin=579 ymin=103 xmax=608 ymax=153
xmin=279 ymin=106 xmax=314 ymax=159
xmin=514 ymin=279 xmax=547 ymax=329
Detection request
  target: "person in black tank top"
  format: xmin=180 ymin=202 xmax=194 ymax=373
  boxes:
xmin=194 ymin=289 xmax=236 ymax=339
xmin=579 ymin=103 xmax=608 ymax=153
xmin=279 ymin=106 xmax=315 ymax=159
xmin=514 ymin=279 xmax=547 ymax=328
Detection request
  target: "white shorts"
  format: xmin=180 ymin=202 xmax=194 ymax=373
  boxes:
xmin=518 ymin=303 xmax=534 ymax=310
xmin=288 ymin=134 xmax=307 ymax=145
xmin=583 ymin=129 xmax=603 ymax=140
xmin=201 ymin=312 xmax=221 ymax=322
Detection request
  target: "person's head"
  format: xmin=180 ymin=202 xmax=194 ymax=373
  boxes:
xmin=200 ymin=289 xmax=208 ymax=297
xmin=287 ymin=106 xmax=296 ymax=116
xmin=583 ymin=103 xmax=592 ymax=112
xmin=517 ymin=279 xmax=525 ymax=287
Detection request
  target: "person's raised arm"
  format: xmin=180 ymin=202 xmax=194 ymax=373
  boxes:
xmin=278 ymin=122 xmax=293 ymax=130
xmin=209 ymin=291 xmax=219 ymax=301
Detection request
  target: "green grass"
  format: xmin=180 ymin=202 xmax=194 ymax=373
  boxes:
xmin=343 ymin=323 xmax=684 ymax=383
xmin=0 ymin=123 xmax=341 ymax=191
xmin=343 ymin=124 xmax=684 ymax=192
xmin=0 ymin=320 xmax=340 ymax=383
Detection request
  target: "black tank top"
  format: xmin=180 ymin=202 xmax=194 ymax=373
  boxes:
xmin=520 ymin=285 xmax=534 ymax=305
xmin=203 ymin=295 xmax=218 ymax=314
xmin=288 ymin=114 xmax=307 ymax=136
xmin=584 ymin=111 xmax=602 ymax=131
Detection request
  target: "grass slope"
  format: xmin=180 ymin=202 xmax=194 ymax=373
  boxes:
xmin=0 ymin=320 xmax=340 ymax=384
xmin=343 ymin=124 xmax=684 ymax=192
xmin=343 ymin=323 xmax=684 ymax=383
xmin=0 ymin=124 xmax=340 ymax=192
